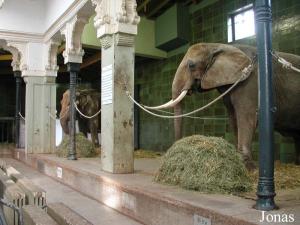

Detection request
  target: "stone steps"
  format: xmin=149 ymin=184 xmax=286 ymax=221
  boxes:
xmin=47 ymin=202 xmax=93 ymax=225
xmin=12 ymin=150 xmax=263 ymax=225
xmin=0 ymin=160 xmax=95 ymax=225
xmin=23 ymin=205 xmax=58 ymax=225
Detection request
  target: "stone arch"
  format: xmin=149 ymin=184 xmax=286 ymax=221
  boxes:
xmin=0 ymin=39 xmax=22 ymax=71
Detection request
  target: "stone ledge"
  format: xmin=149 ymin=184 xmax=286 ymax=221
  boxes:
xmin=23 ymin=205 xmax=58 ymax=225
xmin=47 ymin=202 xmax=93 ymax=225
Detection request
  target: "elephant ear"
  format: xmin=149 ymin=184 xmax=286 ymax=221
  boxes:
xmin=201 ymin=45 xmax=251 ymax=89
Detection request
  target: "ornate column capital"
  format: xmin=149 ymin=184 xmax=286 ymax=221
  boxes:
xmin=45 ymin=39 xmax=61 ymax=76
xmin=61 ymin=15 xmax=89 ymax=64
xmin=91 ymin=0 xmax=140 ymax=38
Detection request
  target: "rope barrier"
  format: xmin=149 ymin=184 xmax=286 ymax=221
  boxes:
xmin=125 ymin=58 xmax=255 ymax=119
xmin=270 ymin=50 xmax=300 ymax=73
xmin=73 ymin=101 xmax=101 ymax=119
xmin=49 ymin=108 xmax=69 ymax=120
xmin=18 ymin=112 xmax=25 ymax=120
xmin=153 ymin=108 xmax=228 ymax=120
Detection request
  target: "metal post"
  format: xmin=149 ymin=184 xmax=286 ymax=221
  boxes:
xmin=14 ymin=70 xmax=22 ymax=148
xmin=254 ymin=0 xmax=277 ymax=211
xmin=67 ymin=63 xmax=80 ymax=160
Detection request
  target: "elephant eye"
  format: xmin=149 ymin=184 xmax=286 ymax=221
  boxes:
xmin=187 ymin=60 xmax=196 ymax=70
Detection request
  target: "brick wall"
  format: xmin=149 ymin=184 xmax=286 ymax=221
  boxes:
xmin=135 ymin=0 xmax=300 ymax=162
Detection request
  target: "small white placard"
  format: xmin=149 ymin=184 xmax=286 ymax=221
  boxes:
xmin=16 ymin=152 xmax=20 ymax=159
xmin=194 ymin=214 xmax=211 ymax=225
xmin=56 ymin=167 xmax=63 ymax=179
xmin=122 ymin=192 xmax=136 ymax=212
xmin=102 ymin=64 xmax=113 ymax=105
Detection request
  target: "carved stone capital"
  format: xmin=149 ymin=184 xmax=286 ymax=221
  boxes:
xmin=91 ymin=0 xmax=140 ymax=38
xmin=115 ymin=33 xmax=134 ymax=47
xmin=45 ymin=40 xmax=61 ymax=76
xmin=61 ymin=15 xmax=89 ymax=64
xmin=100 ymin=35 xmax=113 ymax=49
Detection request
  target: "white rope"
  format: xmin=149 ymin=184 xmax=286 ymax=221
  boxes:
xmin=49 ymin=108 xmax=69 ymax=120
xmin=73 ymin=101 xmax=101 ymax=119
xmin=271 ymin=51 xmax=300 ymax=73
xmin=126 ymin=63 xmax=253 ymax=119
xmin=49 ymin=112 xmax=57 ymax=120
xmin=153 ymin=108 xmax=228 ymax=120
xmin=18 ymin=112 xmax=25 ymax=120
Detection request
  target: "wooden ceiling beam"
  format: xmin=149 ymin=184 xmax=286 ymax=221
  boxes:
xmin=58 ymin=52 xmax=101 ymax=73
xmin=137 ymin=0 xmax=151 ymax=12
xmin=80 ymin=52 xmax=101 ymax=69
xmin=0 ymin=55 xmax=12 ymax=61
xmin=147 ymin=0 xmax=171 ymax=18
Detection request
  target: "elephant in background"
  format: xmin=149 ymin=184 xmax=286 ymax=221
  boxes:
xmin=149 ymin=43 xmax=300 ymax=169
xmin=60 ymin=89 xmax=101 ymax=147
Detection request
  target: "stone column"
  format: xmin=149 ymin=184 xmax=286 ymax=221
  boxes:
xmin=92 ymin=0 xmax=140 ymax=173
xmin=14 ymin=70 xmax=22 ymax=148
xmin=3 ymin=40 xmax=59 ymax=154
xmin=23 ymin=75 xmax=56 ymax=154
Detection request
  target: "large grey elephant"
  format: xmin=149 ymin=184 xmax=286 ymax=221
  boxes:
xmin=60 ymin=89 xmax=101 ymax=147
xmin=148 ymin=43 xmax=300 ymax=169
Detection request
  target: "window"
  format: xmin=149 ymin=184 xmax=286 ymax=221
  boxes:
xmin=227 ymin=4 xmax=255 ymax=42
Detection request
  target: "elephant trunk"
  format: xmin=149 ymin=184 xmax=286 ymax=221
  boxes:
xmin=60 ymin=108 xmax=70 ymax=135
xmin=174 ymin=104 xmax=183 ymax=140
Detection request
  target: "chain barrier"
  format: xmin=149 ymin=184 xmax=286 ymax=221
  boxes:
xmin=73 ymin=101 xmax=101 ymax=119
xmin=0 ymin=198 xmax=24 ymax=225
xmin=125 ymin=57 xmax=256 ymax=119
xmin=270 ymin=50 xmax=300 ymax=73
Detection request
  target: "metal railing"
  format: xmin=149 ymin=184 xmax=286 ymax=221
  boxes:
xmin=0 ymin=117 xmax=15 ymax=143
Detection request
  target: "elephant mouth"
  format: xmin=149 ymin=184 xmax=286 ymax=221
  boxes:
xmin=189 ymin=79 xmax=204 ymax=94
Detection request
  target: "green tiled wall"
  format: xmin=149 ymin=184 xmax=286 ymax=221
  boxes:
xmin=136 ymin=0 xmax=300 ymax=163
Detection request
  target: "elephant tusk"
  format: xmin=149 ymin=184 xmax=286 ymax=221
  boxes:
xmin=144 ymin=90 xmax=188 ymax=110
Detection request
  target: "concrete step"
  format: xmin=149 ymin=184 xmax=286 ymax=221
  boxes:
xmin=47 ymin=202 xmax=92 ymax=225
xmin=0 ymin=161 xmax=46 ymax=208
xmin=0 ymin=170 xmax=26 ymax=225
xmin=23 ymin=205 xmax=58 ymax=225
xmin=2 ymin=158 xmax=142 ymax=225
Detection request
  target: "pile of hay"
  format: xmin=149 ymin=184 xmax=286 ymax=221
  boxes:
xmin=155 ymin=135 xmax=252 ymax=194
xmin=56 ymin=133 xmax=97 ymax=158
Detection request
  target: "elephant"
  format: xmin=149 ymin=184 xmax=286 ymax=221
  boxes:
xmin=147 ymin=43 xmax=300 ymax=169
xmin=60 ymin=88 xmax=101 ymax=147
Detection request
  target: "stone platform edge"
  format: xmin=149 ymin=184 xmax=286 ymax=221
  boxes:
xmin=12 ymin=150 xmax=256 ymax=225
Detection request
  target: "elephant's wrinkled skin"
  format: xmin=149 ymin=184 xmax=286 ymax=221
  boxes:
xmin=60 ymin=89 xmax=100 ymax=147
xmin=167 ymin=43 xmax=300 ymax=169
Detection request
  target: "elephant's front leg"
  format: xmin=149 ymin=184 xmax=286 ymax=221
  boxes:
xmin=236 ymin=110 xmax=257 ymax=170
xmin=90 ymin=119 xmax=99 ymax=147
